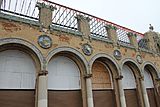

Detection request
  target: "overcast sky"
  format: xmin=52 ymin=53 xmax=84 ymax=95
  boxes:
xmin=51 ymin=0 xmax=160 ymax=33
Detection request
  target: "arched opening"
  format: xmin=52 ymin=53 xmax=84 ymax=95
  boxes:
xmin=122 ymin=64 xmax=139 ymax=107
xmin=0 ymin=50 xmax=36 ymax=107
xmin=48 ymin=55 xmax=83 ymax=107
xmin=91 ymin=59 xmax=116 ymax=107
xmin=144 ymin=65 xmax=159 ymax=107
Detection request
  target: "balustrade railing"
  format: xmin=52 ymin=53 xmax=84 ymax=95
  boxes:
xmin=0 ymin=0 xmax=145 ymax=48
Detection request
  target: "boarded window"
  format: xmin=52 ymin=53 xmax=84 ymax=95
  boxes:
xmin=92 ymin=61 xmax=112 ymax=89
xmin=122 ymin=65 xmax=136 ymax=89
xmin=0 ymin=50 xmax=36 ymax=89
xmin=48 ymin=56 xmax=80 ymax=90
xmin=122 ymin=65 xmax=139 ymax=107
xmin=144 ymin=69 xmax=154 ymax=88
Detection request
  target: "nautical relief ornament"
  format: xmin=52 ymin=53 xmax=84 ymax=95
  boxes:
xmin=82 ymin=43 xmax=93 ymax=56
xmin=38 ymin=35 xmax=52 ymax=49
xmin=136 ymin=55 xmax=143 ymax=64
xmin=113 ymin=50 xmax=122 ymax=60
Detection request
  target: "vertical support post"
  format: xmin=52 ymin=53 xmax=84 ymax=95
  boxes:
xmin=86 ymin=77 xmax=94 ymax=107
xmin=140 ymin=78 xmax=150 ymax=107
xmin=105 ymin=25 xmax=118 ymax=45
xmin=117 ymin=76 xmax=126 ymax=107
xmin=127 ymin=32 xmax=138 ymax=49
xmin=76 ymin=15 xmax=91 ymax=40
xmin=0 ymin=0 xmax=3 ymax=9
xmin=37 ymin=70 xmax=48 ymax=107
xmin=37 ymin=2 xmax=56 ymax=28
xmin=85 ymin=73 xmax=94 ymax=107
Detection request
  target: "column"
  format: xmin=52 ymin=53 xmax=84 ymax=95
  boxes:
xmin=105 ymin=25 xmax=118 ymax=45
xmin=37 ymin=70 xmax=48 ymax=107
xmin=0 ymin=0 xmax=3 ymax=9
xmin=37 ymin=2 xmax=56 ymax=28
xmin=127 ymin=32 xmax=138 ymax=49
xmin=140 ymin=78 xmax=150 ymax=107
xmin=85 ymin=74 xmax=94 ymax=107
xmin=117 ymin=76 xmax=126 ymax=107
xmin=76 ymin=15 xmax=91 ymax=39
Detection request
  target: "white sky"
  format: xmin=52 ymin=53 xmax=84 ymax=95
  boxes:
xmin=52 ymin=0 xmax=160 ymax=33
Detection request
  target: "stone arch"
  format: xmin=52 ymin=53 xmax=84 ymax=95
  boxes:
xmin=142 ymin=61 xmax=159 ymax=78
xmin=89 ymin=53 xmax=121 ymax=107
xmin=0 ymin=38 xmax=43 ymax=107
xmin=46 ymin=46 xmax=89 ymax=107
xmin=46 ymin=46 xmax=89 ymax=75
xmin=121 ymin=58 xmax=144 ymax=107
xmin=89 ymin=53 xmax=121 ymax=77
xmin=0 ymin=38 xmax=43 ymax=70
xmin=121 ymin=58 xmax=142 ymax=77
xmin=142 ymin=61 xmax=160 ymax=107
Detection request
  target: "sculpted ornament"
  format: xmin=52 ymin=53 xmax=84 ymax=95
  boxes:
xmin=82 ymin=43 xmax=93 ymax=56
xmin=136 ymin=55 xmax=143 ymax=64
xmin=38 ymin=35 xmax=52 ymax=49
xmin=113 ymin=50 xmax=122 ymax=60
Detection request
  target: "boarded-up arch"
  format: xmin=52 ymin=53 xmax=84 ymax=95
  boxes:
xmin=47 ymin=47 xmax=88 ymax=107
xmin=91 ymin=57 xmax=118 ymax=107
xmin=92 ymin=61 xmax=112 ymax=89
xmin=48 ymin=56 xmax=80 ymax=90
xmin=0 ymin=50 xmax=36 ymax=107
xmin=144 ymin=64 xmax=160 ymax=107
xmin=122 ymin=64 xmax=139 ymax=107
xmin=48 ymin=53 xmax=84 ymax=107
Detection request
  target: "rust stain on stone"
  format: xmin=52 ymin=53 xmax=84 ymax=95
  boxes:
xmin=52 ymin=44 xmax=58 ymax=48
xmin=125 ymin=48 xmax=127 ymax=52
xmin=141 ymin=53 xmax=146 ymax=58
xmin=59 ymin=35 xmax=71 ymax=44
xmin=76 ymin=47 xmax=80 ymax=50
xmin=1 ymin=21 xmax=21 ymax=32
xmin=105 ymin=44 xmax=113 ymax=49
xmin=132 ymin=53 xmax=136 ymax=57
xmin=79 ymin=43 xmax=83 ymax=45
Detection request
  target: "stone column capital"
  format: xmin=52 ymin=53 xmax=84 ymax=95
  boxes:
xmin=38 ymin=70 xmax=48 ymax=76
xmin=139 ymin=76 xmax=144 ymax=81
xmin=84 ymin=74 xmax=92 ymax=78
xmin=115 ymin=75 xmax=123 ymax=80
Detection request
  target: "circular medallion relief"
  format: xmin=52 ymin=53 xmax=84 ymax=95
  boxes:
xmin=82 ymin=43 xmax=93 ymax=56
xmin=113 ymin=50 xmax=122 ymax=60
xmin=38 ymin=35 xmax=52 ymax=49
xmin=136 ymin=55 xmax=143 ymax=64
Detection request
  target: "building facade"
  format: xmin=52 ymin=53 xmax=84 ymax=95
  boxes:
xmin=0 ymin=0 xmax=160 ymax=107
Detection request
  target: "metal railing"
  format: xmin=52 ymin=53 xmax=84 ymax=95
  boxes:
xmin=0 ymin=0 xmax=145 ymax=47
xmin=0 ymin=0 xmax=39 ymax=20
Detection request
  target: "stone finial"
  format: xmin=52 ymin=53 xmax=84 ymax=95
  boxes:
xmin=37 ymin=2 xmax=56 ymax=28
xmin=105 ymin=24 xmax=118 ymax=45
xmin=76 ymin=15 xmax=91 ymax=39
xmin=149 ymin=24 xmax=154 ymax=31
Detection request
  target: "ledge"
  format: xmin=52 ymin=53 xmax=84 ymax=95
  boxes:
xmin=139 ymin=48 xmax=154 ymax=54
xmin=117 ymin=41 xmax=136 ymax=49
xmin=0 ymin=12 xmax=40 ymax=26
xmin=49 ymin=24 xmax=83 ymax=36
xmin=90 ymin=36 xmax=113 ymax=44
